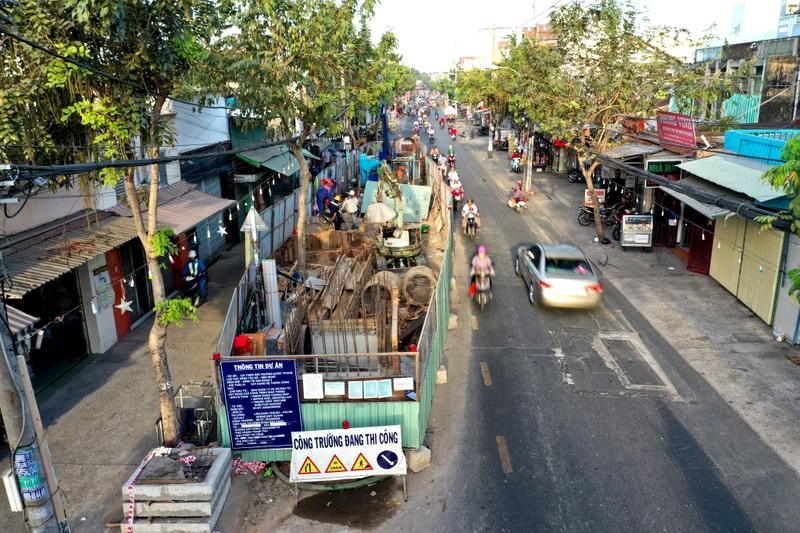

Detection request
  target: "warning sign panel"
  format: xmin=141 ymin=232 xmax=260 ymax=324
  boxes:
xmin=326 ymin=455 xmax=348 ymax=473
xmin=351 ymin=453 xmax=373 ymax=471
xmin=298 ymin=457 xmax=320 ymax=475
xmin=289 ymin=425 xmax=406 ymax=482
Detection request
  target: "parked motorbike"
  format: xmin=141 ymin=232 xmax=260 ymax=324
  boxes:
xmin=577 ymin=203 xmax=618 ymax=226
xmin=477 ymin=125 xmax=490 ymax=136
xmin=508 ymin=196 xmax=527 ymax=213
xmin=474 ymin=270 xmax=492 ymax=310
xmin=465 ymin=212 xmax=477 ymax=240
xmin=567 ymin=168 xmax=585 ymax=183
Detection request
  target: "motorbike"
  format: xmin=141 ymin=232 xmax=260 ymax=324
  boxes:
xmin=474 ymin=270 xmax=492 ymax=310
xmin=447 ymin=154 xmax=456 ymax=171
xmin=577 ymin=203 xmax=618 ymax=226
xmin=439 ymin=121 xmax=445 ymax=129
xmin=477 ymin=125 xmax=490 ymax=136
xmin=567 ymin=168 xmax=585 ymax=183
xmin=429 ymin=133 xmax=435 ymax=144
xmin=510 ymin=157 xmax=521 ymax=173
xmin=450 ymin=132 xmax=456 ymax=141
xmin=508 ymin=196 xmax=527 ymax=213
xmin=612 ymin=206 xmax=637 ymax=241
xmin=465 ymin=212 xmax=477 ymax=240
xmin=182 ymin=274 xmax=203 ymax=307
xmin=452 ymin=189 xmax=463 ymax=213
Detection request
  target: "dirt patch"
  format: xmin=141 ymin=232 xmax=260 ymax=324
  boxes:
xmin=292 ymin=477 xmax=403 ymax=530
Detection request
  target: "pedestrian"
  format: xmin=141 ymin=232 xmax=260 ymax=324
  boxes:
xmin=341 ymin=190 xmax=360 ymax=230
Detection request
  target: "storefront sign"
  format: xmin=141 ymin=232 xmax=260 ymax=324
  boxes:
xmin=646 ymin=161 xmax=681 ymax=188
xmin=290 ymin=425 xmax=406 ymax=482
xmin=657 ymin=111 xmax=696 ymax=148
xmin=219 ymin=359 xmax=303 ymax=450
xmin=621 ymin=214 xmax=654 ymax=248
xmin=584 ymin=189 xmax=606 ymax=207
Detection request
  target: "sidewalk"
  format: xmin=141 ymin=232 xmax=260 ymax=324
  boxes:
xmin=1 ymin=244 xmax=246 ymax=532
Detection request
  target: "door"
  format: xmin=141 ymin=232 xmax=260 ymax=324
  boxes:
xmin=687 ymin=222 xmax=714 ymax=274
xmin=119 ymin=240 xmax=154 ymax=324
xmin=106 ymin=248 xmax=131 ymax=339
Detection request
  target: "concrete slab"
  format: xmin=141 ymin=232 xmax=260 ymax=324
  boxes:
xmin=122 ymin=448 xmax=231 ymax=502
xmin=128 ymin=474 xmax=231 ymax=518
xmin=436 ymin=365 xmax=448 ymax=384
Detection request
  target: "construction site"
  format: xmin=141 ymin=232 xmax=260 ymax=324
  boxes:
xmin=211 ymin=140 xmax=453 ymax=463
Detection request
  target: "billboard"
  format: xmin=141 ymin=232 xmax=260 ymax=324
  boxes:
xmin=657 ymin=111 xmax=697 ymax=148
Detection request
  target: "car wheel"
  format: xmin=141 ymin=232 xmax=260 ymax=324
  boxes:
xmin=514 ymin=258 xmax=520 ymax=277
xmin=528 ymin=282 xmax=536 ymax=305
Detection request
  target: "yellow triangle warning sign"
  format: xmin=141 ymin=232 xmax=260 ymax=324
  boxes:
xmin=351 ymin=452 xmax=373 ymax=472
xmin=298 ymin=457 xmax=321 ymax=475
xmin=326 ymin=455 xmax=348 ymax=473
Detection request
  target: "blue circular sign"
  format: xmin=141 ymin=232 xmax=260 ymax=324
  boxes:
xmin=376 ymin=450 xmax=398 ymax=470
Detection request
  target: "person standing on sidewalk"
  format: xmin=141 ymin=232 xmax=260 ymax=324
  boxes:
xmin=341 ymin=190 xmax=360 ymax=230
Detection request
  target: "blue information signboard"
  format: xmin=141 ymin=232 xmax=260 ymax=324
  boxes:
xmin=219 ymin=359 xmax=303 ymax=450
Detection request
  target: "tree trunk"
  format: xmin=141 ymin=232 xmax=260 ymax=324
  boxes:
xmin=289 ymin=131 xmax=310 ymax=278
xmin=581 ymin=158 xmax=606 ymax=241
xmin=120 ymin=94 xmax=182 ymax=447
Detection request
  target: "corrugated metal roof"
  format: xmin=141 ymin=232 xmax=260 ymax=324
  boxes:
xmin=237 ymin=146 xmax=318 ymax=175
xmin=108 ymin=181 xmax=235 ymax=235
xmin=2 ymin=215 xmax=140 ymax=299
xmin=660 ymin=185 xmax=731 ymax=219
xmin=604 ymin=143 xmax=664 ymax=160
xmin=677 ymin=154 xmax=782 ymax=202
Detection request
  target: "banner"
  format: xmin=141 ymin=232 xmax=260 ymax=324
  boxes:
xmin=290 ymin=425 xmax=406 ymax=482
xmin=657 ymin=111 xmax=696 ymax=148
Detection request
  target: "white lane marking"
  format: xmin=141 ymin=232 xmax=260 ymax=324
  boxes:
xmin=592 ymin=332 xmax=680 ymax=398
xmin=480 ymin=362 xmax=493 ymax=386
xmin=496 ymin=436 xmax=513 ymax=474
xmin=471 ymin=315 xmax=479 ymax=330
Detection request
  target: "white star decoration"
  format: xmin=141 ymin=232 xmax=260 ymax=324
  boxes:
xmin=216 ymin=225 xmax=228 ymax=237
xmin=116 ymin=298 xmax=133 ymax=314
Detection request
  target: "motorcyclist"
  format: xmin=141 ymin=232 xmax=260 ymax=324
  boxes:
xmin=510 ymin=148 xmax=521 ymax=171
xmin=510 ymin=180 xmax=526 ymax=208
xmin=469 ymin=245 xmax=495 ymax=298
xmin=439 ymin=117 xmax=445 ymax=128
xmin=431 ymin=146 xmax=440 ymax=162
xmin=438 ymin=155 xmax=448 ymax=180
xmin=461 ymin=198 xmax=480 ymax=234
xmin=451 ymin=176 xmax=464 ymax=211
xmin=449 ymin=126 xmax=457 ymax=138
xmin=181 ymin=249 xmax=208 ymax=302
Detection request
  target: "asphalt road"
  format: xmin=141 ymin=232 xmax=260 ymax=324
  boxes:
xmin=384 ymin=112 xmax=800 ymax=532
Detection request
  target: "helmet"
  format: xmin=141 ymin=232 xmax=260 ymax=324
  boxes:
xmin=348 ymin=190 xmax=355 ymax=196
xmin=334 ymin=195 xmax=341 ymax=201
xmin=478 ymin=245 xmax=486 ymax=255
xmin=188 ymin=250 xmax=197 ymax=259
xmin=517 ymin=180 xmax=523 ymax=185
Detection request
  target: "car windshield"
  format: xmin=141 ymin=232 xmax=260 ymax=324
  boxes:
xmin=545 ymin=258 xmax=592 ymax=275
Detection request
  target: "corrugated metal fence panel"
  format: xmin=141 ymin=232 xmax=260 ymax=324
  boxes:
xmin=724 ymin=129 xmax=799 ymax=162
xmin=773 ymin=233 xmax=800 ymax=343
xmin=722 ymin=94 xmax=761 ymax=124
xmin=710 ymin=216 xmax=745 ymax=294
xmin=737 ymin=221 xmax=785 ymax=324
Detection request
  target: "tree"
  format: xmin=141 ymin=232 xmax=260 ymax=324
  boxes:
xmin=498 ymin=0 xmax=720 ymax=240
xmin=761 ymin=138 xmax=800 ymax=298
xmin=205 ymin=0 xmax=391 ymax=275
xmin=1 ymin=0 xmax=227 ymax=446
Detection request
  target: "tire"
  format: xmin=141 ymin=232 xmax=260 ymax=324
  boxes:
xmin=468 ymin=225 xmax=475 ymax=241
xmin=612 ymin=226 xmax=621 ymax=241
xmin=578 ymin=212 xmax=593 ymax=226
xmin=516 ymin=204 xmax=523 ymax=214
xmin=515 ymin=258 xmax=520 ymax=277
xmin=528 ymin=282 xmax=536 ymax=305
xmin=479 ymin=293 xmax=486 ymax=311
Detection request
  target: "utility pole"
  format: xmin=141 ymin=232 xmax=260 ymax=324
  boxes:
xmin=0 ymin=304 xmax=61 ymax=532
xmin=479 ymin=25 xmax=516 ymax=64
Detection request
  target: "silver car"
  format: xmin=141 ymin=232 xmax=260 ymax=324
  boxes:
xmin=515 ymin=243 xmax=603 ymax=308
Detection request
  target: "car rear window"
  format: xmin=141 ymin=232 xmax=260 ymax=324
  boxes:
xmin=545 ymin=258 xmax=592 ymax=275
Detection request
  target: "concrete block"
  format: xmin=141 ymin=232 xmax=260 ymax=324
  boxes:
xmin=448 ymin=313 xmax=458 ymax=330
xmin=122 ymin=448 xmax=231 ymax=502
xmin=406 ymin=445 xmax=431 ymax=473
xmin=127 ymin=474 xmax=231 ymax=518
xmin=436 ymin=364 xmax=448 ymax=384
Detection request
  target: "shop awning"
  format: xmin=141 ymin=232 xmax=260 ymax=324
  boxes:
xmin=660 ymin=177 xmax=734 ymax=219
xmin=108 ymin=181 xmax=235 ymax=235
xmin=604 ymin=143 xmax=664 ymax=160
xmin=237 ymin=145 xmax=319 ymax=176
xmin=1 ymin=213 xmax=140 ymax=299
xmin=308 ymin=139 xmax=332 ymax=151
xmin=4 ymin=304 xmax=39 ymax=337
xmin=677 ymin=154 xmax=782 ymax=202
